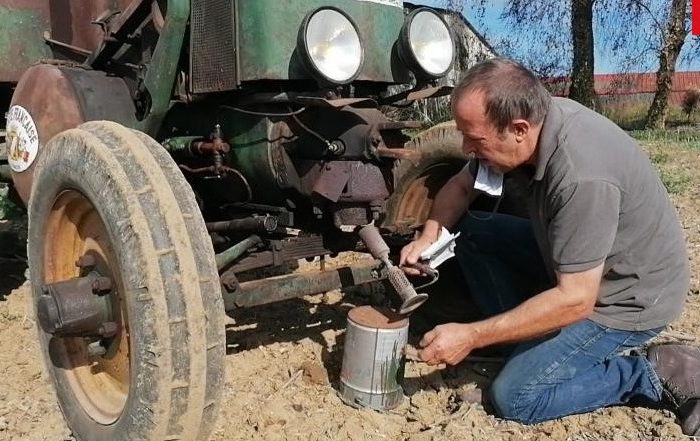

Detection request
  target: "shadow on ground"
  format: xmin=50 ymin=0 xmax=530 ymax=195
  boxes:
xmin=0 ymin=221 xmax=27 ymax=300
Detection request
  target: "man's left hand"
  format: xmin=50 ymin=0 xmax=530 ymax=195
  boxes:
xmin=418 ymin=323 xmax=481 ymax=366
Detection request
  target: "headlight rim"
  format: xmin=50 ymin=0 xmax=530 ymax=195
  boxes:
xmin=297 ymin=6 xmax=365 ymax=85
xmin=398 ymin=7 xmax=456 ymax=80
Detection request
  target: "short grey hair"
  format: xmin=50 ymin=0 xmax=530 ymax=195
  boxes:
xmin=451 ymin=57 xmax=551 ymax=132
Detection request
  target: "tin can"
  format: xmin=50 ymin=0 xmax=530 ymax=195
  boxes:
xmin=339 ymin=305 xmax=408 ymax=410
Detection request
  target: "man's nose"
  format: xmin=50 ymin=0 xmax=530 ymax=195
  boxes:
xmin=462 ymin=138 xmax=475 ymax=154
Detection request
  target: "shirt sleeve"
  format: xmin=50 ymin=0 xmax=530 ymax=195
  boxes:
xmin=459 ymin=159 xmax=478 ymax=179
xmin=548 ymin=179 xmax=621 ymax=273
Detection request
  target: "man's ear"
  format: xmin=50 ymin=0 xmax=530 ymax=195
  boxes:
xmin=512 ymin=119 xmax=531 ymax=141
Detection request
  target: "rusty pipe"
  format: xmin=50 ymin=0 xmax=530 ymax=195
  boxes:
xmin=206 ymin=216 xmax=278 ymax=234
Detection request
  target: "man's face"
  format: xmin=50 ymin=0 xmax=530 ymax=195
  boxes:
xmin=453 ymin=91 xmax=528 ymax=173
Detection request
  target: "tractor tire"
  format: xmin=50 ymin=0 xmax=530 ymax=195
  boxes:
xmin=27 ymin=121 xmax=225 ymax=441
xmin=383 ymin=121 xmax=468 ymax=231
xmin=383 ymin=120 xmax=529 ymax=231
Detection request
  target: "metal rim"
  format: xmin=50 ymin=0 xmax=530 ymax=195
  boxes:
xmin=43 ymin=190 xmax=130 ymax=424
xmin=394 ymin=163 xmax=459 ymax=227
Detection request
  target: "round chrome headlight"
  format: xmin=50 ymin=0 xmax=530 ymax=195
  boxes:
xmin=398 ymin=8 xmax=455 ymax=79
xmin=298 ymin=8 xmax=364 ymax=84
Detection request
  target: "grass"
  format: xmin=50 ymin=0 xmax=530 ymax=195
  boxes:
xmin=637 ymin=132 xmax=698 ymax=196
xmin=629 ymin=128 xmax=700 ymax=150
xmin=0 ymin=185 xmax=23 ymax=220
xmin=601 ymin=102 xmax=700 ymax=132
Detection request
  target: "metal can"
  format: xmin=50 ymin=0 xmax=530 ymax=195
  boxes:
xmin=339 ymin=305 xmax=408 ymax=411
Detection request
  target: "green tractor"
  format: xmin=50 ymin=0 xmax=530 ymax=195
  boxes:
xmin=0 ymin=1 xmax=470 ymax=439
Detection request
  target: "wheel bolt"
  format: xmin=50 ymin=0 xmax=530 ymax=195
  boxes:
xmin=87 ymin=341 xmax=107 ymax=357
xmin=98 ymin=321 xmax=118 ymax=337
xmin=92 ymin=277 xmax=113 ymax=295
xmin=75 ymin=255 xmax=97 ymax=269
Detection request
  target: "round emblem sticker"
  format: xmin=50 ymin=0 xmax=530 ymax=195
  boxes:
xmin=6 ymin=105 xmax=39 ymax=173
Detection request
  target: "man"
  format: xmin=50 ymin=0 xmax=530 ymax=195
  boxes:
xmin=400 ymin=57 xmax=699 ymax=435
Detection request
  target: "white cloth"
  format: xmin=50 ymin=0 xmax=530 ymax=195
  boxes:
xmin=419 ymin=227 xmax=461 ymax=269
xmin=473 ymin=161 xmax=504 ymax=197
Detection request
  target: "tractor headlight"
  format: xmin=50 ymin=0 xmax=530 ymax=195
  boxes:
xmin=298 ymin=7 xmax=364 ymax=84
xmin=398 ymin=8 xmax=455 ymax=79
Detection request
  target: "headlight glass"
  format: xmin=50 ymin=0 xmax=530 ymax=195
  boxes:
xmin=401 ymin=9 xmax=454 ymax=78
xmin=300 ymin=8 xmax=363 ymax=84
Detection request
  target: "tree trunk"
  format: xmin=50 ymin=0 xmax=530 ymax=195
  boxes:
xmin=569 ymin=0 xmax=596 ymax=108
xmin=645 ymin=0 xmax=689 ymax=129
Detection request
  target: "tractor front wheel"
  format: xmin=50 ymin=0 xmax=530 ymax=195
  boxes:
xmin=27 ymin=121 xmax=225 ymax=441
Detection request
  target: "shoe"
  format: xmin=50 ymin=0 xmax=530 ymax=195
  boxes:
xmin=680 ymin=399 xmax=700 ymax=436
xmin=647 ymin=344 xmax=700 ymax=436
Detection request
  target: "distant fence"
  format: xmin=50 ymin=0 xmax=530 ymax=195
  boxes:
xmin=547 ymin=71 xmax=700 ymax=110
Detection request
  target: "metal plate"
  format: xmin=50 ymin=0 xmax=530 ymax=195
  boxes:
xmin=190 ymin=0 xmax=238 ymax=93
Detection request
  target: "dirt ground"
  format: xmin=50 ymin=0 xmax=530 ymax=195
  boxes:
xmin=0 ymin=140 xmax=698 ymax=441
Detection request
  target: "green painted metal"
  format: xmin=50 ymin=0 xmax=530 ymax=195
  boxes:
xmin=138 ymin=0 xmax=189 ymax=136
xmin=215 ymin=235 xmax=261 ymax=270
xmin=0 ymin=7 xmax=51 ymax=82
xmin=236 ymin=0 xmax=409 ymax=83
xmin=162 ymin=136 xmax=201 ymax=153
xmin=220 ymin=109 xmax=286 ymax=204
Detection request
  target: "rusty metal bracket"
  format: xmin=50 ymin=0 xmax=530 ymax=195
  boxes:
xmin=224 ymin=260 xmax=388 ymax=309
xmin=380 ymin=85 xmax=454 ymax=105
xmin=43 ymin=31 xmax=91 ymax=58
xmin=87 ymin=0 xmax=152 ymax=68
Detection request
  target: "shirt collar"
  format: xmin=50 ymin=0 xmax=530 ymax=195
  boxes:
xmin=533 ymin=98 xmax=564 ymax=181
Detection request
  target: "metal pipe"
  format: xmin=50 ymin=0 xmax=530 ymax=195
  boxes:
xmin=215 ymin=235 xmax=262 ymax=270
xmin=162 ymin=136 xmax=201 ymax=154
xmin=206 ymin=216 xmax=278 ymax=233
xmin=224 ymin=259 xmax=387 ymax=310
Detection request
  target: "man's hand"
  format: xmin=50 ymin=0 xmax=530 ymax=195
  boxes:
xmin=399 ymin=233 xmax=436 ymax=276
xmin=418 ymin=323 xmax=481 ymax=366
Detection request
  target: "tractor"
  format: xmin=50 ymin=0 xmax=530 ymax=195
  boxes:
xmin=0 ymin=1 xmax=473 ymax=439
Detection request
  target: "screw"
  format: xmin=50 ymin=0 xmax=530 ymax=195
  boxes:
xmin=92 ymin=277 xmax=113 ymax=295
xmin=98 ymin=321 xmax=118 ymax=337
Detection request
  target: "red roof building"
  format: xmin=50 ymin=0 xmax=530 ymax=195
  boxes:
xmin=547 ymin=71 xmax=700 ymax=107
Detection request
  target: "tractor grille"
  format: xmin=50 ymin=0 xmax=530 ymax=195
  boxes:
xmin=190 ymin=0 xmax=238 ymax=93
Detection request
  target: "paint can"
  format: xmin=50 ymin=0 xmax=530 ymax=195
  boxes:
xmin=339 ymin=305 xmax=408 ymax=411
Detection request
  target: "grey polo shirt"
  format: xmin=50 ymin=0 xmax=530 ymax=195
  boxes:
xmin=517 ymin=97 xmax=689 ymax=331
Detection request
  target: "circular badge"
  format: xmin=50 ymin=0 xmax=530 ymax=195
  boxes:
xmin=6 ymin=105 xmax=39 ymax=173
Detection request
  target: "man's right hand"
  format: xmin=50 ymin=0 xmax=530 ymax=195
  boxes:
xmin=399 ymin=231 xmax=438 ymax=276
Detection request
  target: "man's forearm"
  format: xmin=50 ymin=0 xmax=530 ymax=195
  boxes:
xmin=422 ymin=175 xmax=475 ymax=240
xmin=472 ymin=286 xmax=595 ymax=349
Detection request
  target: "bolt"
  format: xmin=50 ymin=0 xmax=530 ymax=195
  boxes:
xmin=98 ymin=322 xmax=118 ymax=338
xmin=92 ymin=277 xmax=113 ymax=295
xmin=87 ymin=341 xmax=107 ymax=357
xmin=75 ymin=255 xmax=97 ymax=269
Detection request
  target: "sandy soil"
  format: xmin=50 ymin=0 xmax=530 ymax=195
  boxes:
xmin=0 ymin=141 xmax=698 ymax=441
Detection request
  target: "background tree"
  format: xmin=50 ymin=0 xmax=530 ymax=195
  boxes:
xmin=645 ymin=0 xmax=691 ymax=128
xmin=681 ymin=88 xmax=700 ymax=121
xmin=569 ymin=0 xmax=596 ymax=107
xmin=442 ymin=0 xmax=699 ymax=124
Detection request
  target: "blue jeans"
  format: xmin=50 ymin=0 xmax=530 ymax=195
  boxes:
xmin=454 ymin=212 xmax=664 ymax=424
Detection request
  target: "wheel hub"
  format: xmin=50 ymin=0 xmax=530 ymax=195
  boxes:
xmin=37 ymin=269 xmax=116 ymax=338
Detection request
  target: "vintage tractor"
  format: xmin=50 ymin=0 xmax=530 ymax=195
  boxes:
xmin=0 ymin=1 xmax=472 ymax=440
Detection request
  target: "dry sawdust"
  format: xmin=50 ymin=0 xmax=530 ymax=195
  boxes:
xmin=0 ymin=141 xmax=698 ymax=441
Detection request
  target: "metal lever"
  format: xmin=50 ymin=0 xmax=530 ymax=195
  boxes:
xmin=358 ymin=224 xmax=428 ymax=315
